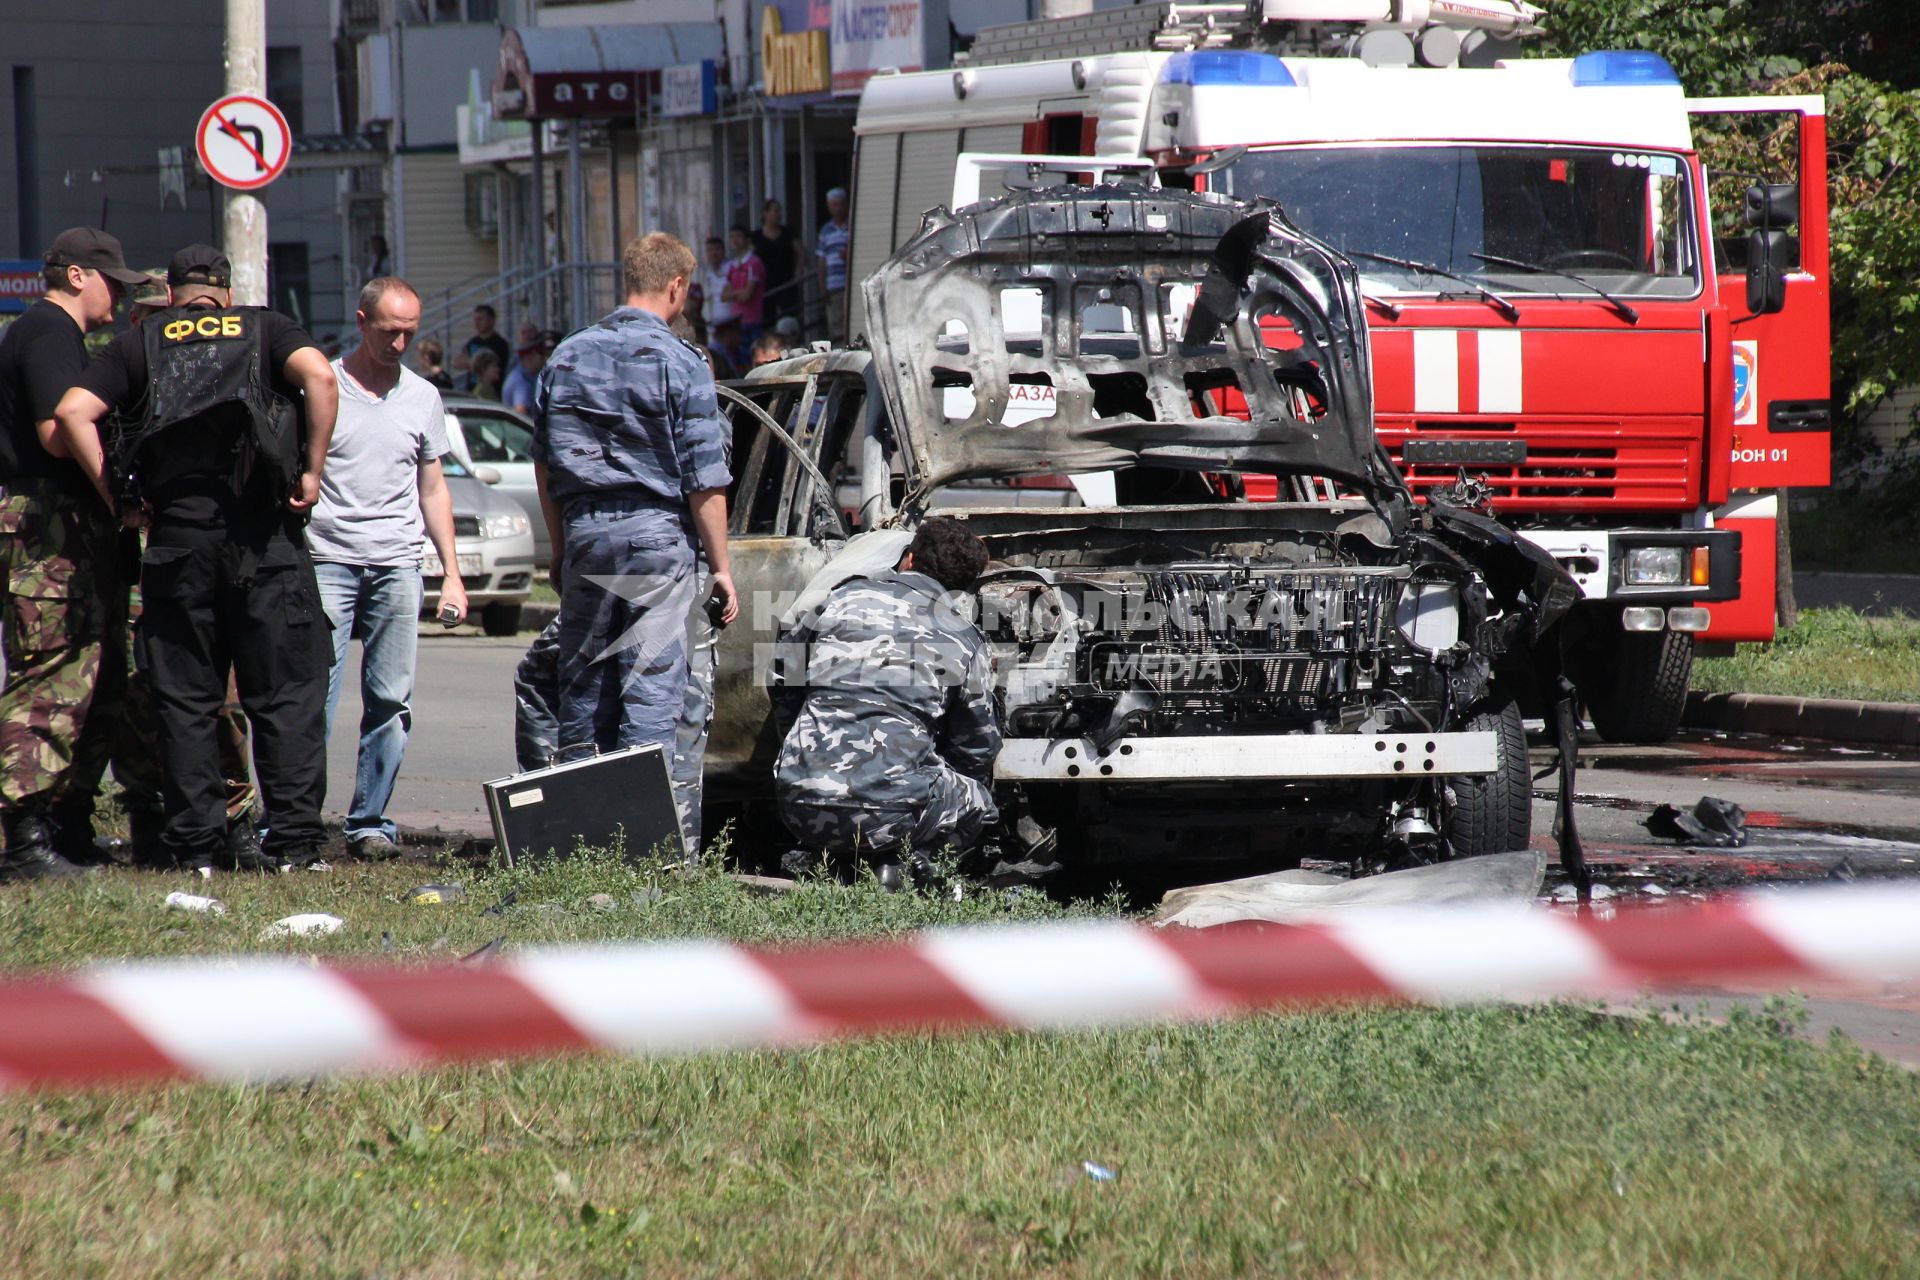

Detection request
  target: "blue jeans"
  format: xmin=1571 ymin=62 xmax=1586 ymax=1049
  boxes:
xmin=315 ymin=562 xmax=422 ymax=843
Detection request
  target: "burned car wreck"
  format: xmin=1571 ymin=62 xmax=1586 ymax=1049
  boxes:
xmin=708 ymin=182 xmax=1586 ymax=880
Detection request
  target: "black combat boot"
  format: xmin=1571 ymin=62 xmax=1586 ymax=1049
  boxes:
xmin=216 ymin=813 xmax=282 ymax=873
xmin=47 ymin=802 xmax=112 ymax=867
xmin=128 ymin=808 xmax=211 ymax=875
xmin=126 ymin=806 xmax=168 ymax=867
xmin=0 ymin=810 xmax=88 ymax=881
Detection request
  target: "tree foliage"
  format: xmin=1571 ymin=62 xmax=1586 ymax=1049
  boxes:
xmin=1535 ymin=1 xmax=1920 ymax=448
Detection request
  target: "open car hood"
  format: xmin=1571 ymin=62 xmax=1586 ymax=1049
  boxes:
xmin=861 ymin=184 xmax=1406 ymax=505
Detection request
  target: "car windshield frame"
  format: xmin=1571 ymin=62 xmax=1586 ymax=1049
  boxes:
xmin=1219 ymin=142 xmax=1705 ymax=301
xmin=439 ymin=413 xmax=474 ymax=478
xmin=860 ymin=184 xmax=1405 ymax=506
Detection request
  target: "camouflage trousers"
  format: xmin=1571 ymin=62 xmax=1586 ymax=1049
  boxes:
xmin=514 ymin=561 xmax=718 ymax=859
xmin=0 ymin=486 xmax=162 ymax=817
xmin=512 ymin=618 xmax=562 ymax=775
xmin=777 ymin=763 xmax=996 ymax=861
xmin=673 ymin=564 xmax=718 ymax=856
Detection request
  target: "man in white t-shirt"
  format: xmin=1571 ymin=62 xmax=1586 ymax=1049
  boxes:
xmin=696 ymin=235 xmax=735 ymax=334
xmin=309 ymin=277 xmax=467 ymax=858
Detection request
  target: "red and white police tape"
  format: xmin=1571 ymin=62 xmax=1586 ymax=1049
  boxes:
xmin=4 ymin=883 xmax=1920 ymax=1092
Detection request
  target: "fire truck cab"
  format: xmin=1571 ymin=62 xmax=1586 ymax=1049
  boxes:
xmin=851 ymin=37 xmax=1829 ymax=743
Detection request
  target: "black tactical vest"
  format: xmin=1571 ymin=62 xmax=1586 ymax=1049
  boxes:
xmin=115 ymin=306 xmax=299 ymax=507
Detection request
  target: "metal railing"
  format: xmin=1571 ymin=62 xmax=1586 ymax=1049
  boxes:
xmin=421 ymin=260 xmax=621 ymax=372
xmin=423 ymin=261 xmax=847 ymax=376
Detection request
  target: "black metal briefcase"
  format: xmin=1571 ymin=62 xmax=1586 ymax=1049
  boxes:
xmin=481 ymin=744 xmax=685 ymax=867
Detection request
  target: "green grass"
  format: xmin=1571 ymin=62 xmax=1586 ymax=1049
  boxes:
xmin=1692 ymin=605 xmax=1920 ymax=703
xmin=4 ymin=849 xmax=1920 ymax=1277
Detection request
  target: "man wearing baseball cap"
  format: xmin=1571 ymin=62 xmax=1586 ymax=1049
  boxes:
xmin=55 ymin=244 xmax=339 ymax=873
xmin=0 ymin=228 xmax=148 ymax=879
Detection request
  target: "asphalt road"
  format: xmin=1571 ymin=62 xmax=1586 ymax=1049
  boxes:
xmin=336 ymin=631 xmax=1920 ymax=1062
xmin=348 ymin=632 xmax=1920 ymax=851
xmin=324 ymin=632 xmax=528 ymax=838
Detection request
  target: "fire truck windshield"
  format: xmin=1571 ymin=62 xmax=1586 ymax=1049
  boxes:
xmin=1222 ymin=145 xmax=1702 ymax=299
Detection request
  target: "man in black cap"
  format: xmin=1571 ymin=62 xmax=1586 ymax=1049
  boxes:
xmin=0 ymin=228 xmax=149 ymax=879
xmin=55 ymin=244 xmax=339 ymax=872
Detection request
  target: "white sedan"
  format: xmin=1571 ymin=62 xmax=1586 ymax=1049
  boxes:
xmin=441 ymin=396 xmax=547 ymax=563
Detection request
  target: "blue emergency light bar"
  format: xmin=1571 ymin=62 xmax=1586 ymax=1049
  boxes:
xmin=1160 ymin=50 xmax=1295 ymax=87
xmin=1569 ymin=51 xmax=1680 ymax=87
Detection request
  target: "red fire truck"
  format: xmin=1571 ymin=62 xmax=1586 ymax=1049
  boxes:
xmin=850 ymin=19 xmax=1830 ymax=742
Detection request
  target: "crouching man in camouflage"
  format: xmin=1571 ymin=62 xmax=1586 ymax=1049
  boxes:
xmin=772 ymin=518 xmax=1000 ymax=872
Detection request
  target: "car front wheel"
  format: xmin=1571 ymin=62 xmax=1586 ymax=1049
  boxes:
xmin=1446 ymin=694 xmax=1532 ymax=857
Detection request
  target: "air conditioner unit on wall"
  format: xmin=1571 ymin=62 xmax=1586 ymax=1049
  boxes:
xmin=358 ymin=34 xmax=394 ymax=124
xmin=466 ymin=171 xmax=499 ymax=241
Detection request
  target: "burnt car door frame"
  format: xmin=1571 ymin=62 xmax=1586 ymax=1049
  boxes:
xmin=706 ymin=357 xmax=888 ymax=801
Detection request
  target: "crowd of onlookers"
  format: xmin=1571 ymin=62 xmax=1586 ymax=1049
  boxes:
xmin=412 ymin=187 xmax=856 ymax=406
xmin=667 ymin=187 xmax=853 ymax=378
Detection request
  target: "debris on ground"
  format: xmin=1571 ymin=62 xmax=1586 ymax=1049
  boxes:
xmin=584 ymin=893 xmax=618 ymax=912
xmin=1154 ymin=851 xmax=1546 ymax=929
xmin=259 ymin=913 xmax=344 ymax=941
xmin=1645 ymin=796 xmax=1748 ymax=848
xmin=1083 ymin=1161 xmax=1118 ymax=1183
xmin=984 ymin=856 xmax=1065 ymax=889
xmin=460 ymin=936 xmax=504 ymax=965
xmin=408 ymin=882 xmax=467 ymax=905
xmin=481 ymin=890 xmax=518 ymax=917
xmin=163 ymin=892 xmax=225 ymax=916
xmin=732 ymin=873 xmax=799 ymax=896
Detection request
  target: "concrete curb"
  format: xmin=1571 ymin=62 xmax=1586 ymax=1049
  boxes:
xmin=518 ymin=601 xmax=557 ymax=630
xmin=1684 ymin=690 xmax=1920 ymax=748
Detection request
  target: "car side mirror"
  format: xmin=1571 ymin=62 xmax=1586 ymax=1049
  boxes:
xmin=1746 ymin=229 xmax=1790 ymax=315
xmin=1744 ymin=181 xmax=1797 ymax=229
xmin=473 ymin=464 xmax=503 ymax=485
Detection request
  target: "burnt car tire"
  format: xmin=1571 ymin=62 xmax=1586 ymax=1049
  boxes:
xmin=481 ymin=603 xmax=523 ymax=637
xmin=1585 ymin=627 xmax=1693 ymax=745
xmin=1448 ymin=696 xmax=1531 ymax=857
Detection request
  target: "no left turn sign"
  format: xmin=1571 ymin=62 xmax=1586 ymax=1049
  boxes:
xmin=196 ymin=94 xmax=292 ymax=191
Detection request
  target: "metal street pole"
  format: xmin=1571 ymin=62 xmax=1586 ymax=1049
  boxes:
xmin=568 ymin=119 xmax=587 ymax=330
xmin=223 ymin=0 xmax=268 ymax=306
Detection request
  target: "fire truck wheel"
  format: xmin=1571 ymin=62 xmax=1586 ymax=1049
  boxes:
xmin=1585 ymin=625 xmax=1694 ymax=744
xmin=1447 ymin=694 xmax=1531 ymax=857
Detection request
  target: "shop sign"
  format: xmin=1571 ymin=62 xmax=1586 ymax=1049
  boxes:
xmin=0 ymin=260 xmax=41 ymax=314
xmin=762 ymin=7 xmax=831 ymax=98
xmin=532 ymin=71 xmax=644 ymax=118
xmin=662 ymin=61 xmax=717 ymax=117
xmin=830 ymin=0 xmax=922 ymax=95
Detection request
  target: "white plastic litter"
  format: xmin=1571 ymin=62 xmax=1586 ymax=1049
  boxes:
xmin=1155 ymin=851 xmax=1547 ymax=928
xmin=259 ymin=913 xmax=345 ymax=941
xmin=164 ymin=892 xmax=226 ymax=915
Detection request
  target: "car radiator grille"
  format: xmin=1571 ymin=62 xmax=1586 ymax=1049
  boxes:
xmin=1082 ymin=570 xmax=1401 ymax=703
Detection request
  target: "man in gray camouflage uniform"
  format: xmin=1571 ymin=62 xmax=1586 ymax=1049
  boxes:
xmin=532 ymin=233 xmax=736 ymax=760
xmin=772 ymin=517 xmax=1000 ymax=863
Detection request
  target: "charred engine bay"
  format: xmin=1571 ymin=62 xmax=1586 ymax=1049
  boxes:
xmin=970 ymin=504 xmax=1479 ymax=743
xmin=948 ymin=502 xmax=1520 ymax=867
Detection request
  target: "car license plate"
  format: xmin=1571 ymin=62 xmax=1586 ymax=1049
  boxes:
xmin=421 ymin=550 xmax=484 ymax=578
